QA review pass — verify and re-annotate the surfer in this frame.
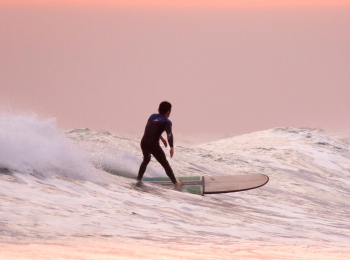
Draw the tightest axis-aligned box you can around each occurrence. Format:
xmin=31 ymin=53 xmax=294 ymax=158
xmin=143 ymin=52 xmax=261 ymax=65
xmin=137 ymin=101 xmax=183 ymax=188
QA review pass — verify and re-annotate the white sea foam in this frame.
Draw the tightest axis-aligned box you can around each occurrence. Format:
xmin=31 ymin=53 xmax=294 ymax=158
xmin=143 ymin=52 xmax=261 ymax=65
xmin=0 ymin=114 xmax=103 ymax=183
xmin=65 ymin=128 xmax=165 ymax=178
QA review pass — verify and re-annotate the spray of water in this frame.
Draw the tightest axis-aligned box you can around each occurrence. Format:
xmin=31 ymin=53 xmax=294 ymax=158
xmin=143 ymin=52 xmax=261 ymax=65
xmin=0 ymin=114 xmax=104 ymax=182
xmin=0 ymin=113 xmax=162 ymax=182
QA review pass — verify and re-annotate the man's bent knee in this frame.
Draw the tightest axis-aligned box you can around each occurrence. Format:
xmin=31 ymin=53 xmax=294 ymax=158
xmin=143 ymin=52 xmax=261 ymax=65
xmin=143 ymin=154 xmax=151 ymax=164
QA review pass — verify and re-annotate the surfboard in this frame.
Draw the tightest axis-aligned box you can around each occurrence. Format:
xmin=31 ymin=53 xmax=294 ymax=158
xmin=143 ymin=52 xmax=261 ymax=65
xmin=143 ymin=174 xmax=269 ymax=195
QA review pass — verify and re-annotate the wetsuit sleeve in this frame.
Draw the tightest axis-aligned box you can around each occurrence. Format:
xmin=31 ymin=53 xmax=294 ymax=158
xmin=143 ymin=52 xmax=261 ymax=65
xmin=165 ymin=121 xmax=174 ymax=147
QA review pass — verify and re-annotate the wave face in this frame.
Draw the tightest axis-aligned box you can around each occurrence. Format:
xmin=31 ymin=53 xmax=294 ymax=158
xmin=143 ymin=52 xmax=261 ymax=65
xmin=1 ymin=115 xmax=350 ymax=251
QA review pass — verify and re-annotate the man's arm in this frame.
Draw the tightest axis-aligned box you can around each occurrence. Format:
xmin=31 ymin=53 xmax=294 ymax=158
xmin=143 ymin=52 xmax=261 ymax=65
xmin=164 ymin=122 xmax=174 ymax=158
xmin=160 ymin=136 xmax=167 ymax=147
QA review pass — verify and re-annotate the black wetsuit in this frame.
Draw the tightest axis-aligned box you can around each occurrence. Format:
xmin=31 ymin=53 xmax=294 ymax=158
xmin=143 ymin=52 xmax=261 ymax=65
xmin=137 ymin=113 xmax=177 ymax=184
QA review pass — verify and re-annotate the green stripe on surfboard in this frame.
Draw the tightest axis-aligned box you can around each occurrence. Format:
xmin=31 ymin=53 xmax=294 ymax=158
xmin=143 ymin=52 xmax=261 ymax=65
xmin=182 ymin=185 xmax=202 ymax=195
xmin=144 ymin=176 xmax=203 ymax=195
xmin=143 ymin=176 xmax=202 ymax=182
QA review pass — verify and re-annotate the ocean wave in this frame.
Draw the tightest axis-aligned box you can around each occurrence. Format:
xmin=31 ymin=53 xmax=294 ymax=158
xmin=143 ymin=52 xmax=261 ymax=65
xmin=1 ymin=114 xmax=350 ymax=250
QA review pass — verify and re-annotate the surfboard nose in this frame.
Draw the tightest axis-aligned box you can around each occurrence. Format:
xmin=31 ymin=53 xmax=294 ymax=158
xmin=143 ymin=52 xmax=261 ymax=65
xmin=203 ymin=174 xmax=269 ymax=194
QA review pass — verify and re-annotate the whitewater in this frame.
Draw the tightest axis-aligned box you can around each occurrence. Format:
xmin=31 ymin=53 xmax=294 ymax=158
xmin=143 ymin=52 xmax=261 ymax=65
xmin=1 ymin=114 xmax=350 ymax=259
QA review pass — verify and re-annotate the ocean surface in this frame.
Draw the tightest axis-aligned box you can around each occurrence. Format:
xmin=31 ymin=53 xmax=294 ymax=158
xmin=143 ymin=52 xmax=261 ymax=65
xmin=1 ymin=114 xmax=350 ymax=259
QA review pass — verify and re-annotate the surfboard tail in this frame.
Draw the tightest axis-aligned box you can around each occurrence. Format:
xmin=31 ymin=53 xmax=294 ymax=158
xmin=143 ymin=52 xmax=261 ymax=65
xmin=144 ymin=176 xmax=204 ymax=195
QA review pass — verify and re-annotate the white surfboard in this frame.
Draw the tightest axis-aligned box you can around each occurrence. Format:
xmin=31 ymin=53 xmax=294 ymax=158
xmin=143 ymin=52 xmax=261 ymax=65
xmin=144 ymin=174 xmax=269 ymax=195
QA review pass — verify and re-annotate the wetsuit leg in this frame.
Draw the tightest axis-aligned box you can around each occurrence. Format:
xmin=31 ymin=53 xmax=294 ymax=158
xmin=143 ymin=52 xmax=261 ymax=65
xmin=150 ymin=144 xmax=177 ymax=184
xmin=137 ymin=146 xmax=151 ymax=180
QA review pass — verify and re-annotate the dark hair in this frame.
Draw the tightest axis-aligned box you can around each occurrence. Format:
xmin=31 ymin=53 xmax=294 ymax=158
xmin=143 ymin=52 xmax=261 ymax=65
xmin=158 ymin=101 xmax=172 ymax=114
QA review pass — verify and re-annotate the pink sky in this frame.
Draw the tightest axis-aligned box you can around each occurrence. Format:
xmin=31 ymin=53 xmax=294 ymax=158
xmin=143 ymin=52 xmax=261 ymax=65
xmin=1 ymin=2 xmax=350 ymax=136
xmin=2 ymin=0 xmax=350 ymax=8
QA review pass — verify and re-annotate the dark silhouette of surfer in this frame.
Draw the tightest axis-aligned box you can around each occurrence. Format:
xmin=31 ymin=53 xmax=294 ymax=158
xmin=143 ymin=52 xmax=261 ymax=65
xmin=137 ymin=101 xmax=183 ymax=188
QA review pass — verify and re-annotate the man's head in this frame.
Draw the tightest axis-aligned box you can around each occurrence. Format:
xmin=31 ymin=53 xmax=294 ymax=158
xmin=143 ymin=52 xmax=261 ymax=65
xmin=158 ymin=101 xmax=172 ymax=117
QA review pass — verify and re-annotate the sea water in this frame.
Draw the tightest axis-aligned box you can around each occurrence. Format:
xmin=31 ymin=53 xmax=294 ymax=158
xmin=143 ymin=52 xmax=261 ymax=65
xmin=0 ymin=114 xmax=350 ymax=258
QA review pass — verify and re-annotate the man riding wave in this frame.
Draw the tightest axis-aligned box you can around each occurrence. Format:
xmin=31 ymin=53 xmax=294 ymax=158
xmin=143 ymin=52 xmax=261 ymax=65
xmin=137 ymin=101 xmax=183 ymax=188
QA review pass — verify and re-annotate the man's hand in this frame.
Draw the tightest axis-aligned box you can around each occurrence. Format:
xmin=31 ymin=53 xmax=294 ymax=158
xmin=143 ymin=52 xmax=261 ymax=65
xmin=160 ymin=136 xmax=167 ymax=147
xmin=170 ymin=147 xmax=174 ymax=158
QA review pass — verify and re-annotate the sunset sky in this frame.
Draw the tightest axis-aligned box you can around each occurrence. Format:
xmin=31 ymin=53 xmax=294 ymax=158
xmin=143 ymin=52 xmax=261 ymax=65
xmin=2 ymin=0 xmax=350 ymax=8
xmin=1 ymin=0 xmax=350 ymax=137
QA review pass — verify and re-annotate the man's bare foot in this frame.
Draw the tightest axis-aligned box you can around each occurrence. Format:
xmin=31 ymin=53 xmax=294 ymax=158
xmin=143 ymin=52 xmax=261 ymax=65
xmin=174 ymin=180 xmax=183 ymax=188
